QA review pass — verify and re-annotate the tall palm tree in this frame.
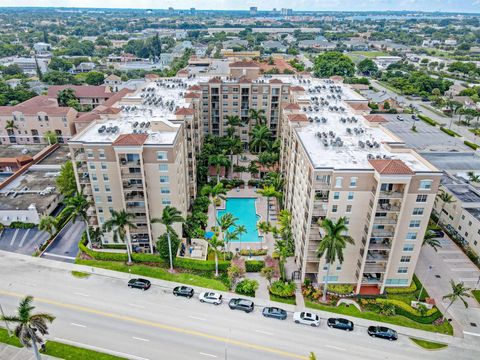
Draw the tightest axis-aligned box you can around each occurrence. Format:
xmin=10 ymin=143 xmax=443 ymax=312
xmin=317 ymin=217 xmax=354 ymax=302
xmin=258 ymin=185 xmax=281 ymax=224
xmin=63 ymin=192 xmax=93 ymax=245
xmin=250 ymin=125 xmax=271 ymax=153
xmin=235 ymin=224 xmax=247 ymax=246
xmin=0 ymin=296 xmax=55 ymax=360
xmin=435 ymin=190 xmax=455 ymax=225
xmin=248 ymin=109 xmax=267 ymax=126
xmin=208 ymin=153 xmax=230 ymax=183
xmin=201 ymin=183 xmax=227 ymax=228
xmin=208 ymin=233 xmax=224 ymax=277
xmin=5 ymin=119 xmax=18 ymax=135
xmin=265 ymin=172 xmax=284 ymax=192
xmin=228 ymin=136 xmax=243 ymax=175
xmin=442 ymin=280 xmax=472 ymax=320
xmin=102 ymin=210 xmax=137 ymax=264
xmin=217 ymin=212 xmax=238 ymax=256
xmin=422 ymin=230 xmax=442 ymax=252
xmin=225 ymin=115 xmax=241 ymax=136
xmin=151 ymin=206 xmax=184 ymax=272
xmin=257 ymin=221 xmax=271 ymax=248
xmin=274 ymin=238 xmax=289 ymax=281
xmin=38 ymin=215 xmax=57 ymax=238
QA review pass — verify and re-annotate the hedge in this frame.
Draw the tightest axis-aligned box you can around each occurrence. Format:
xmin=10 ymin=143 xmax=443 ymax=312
xmin=440 ymin=127 xmax=460 ymax=137
xmin=376 ymin=299 xmax=442 ymax=324
xmin=418 ymin=114 xmax=438 ymax=126
xmin=9 ymin=222 xmax=36 ymax=229
xmin=385 ymin=280 xmax=417 ymax=294
xmin=464 ymin=140 xmax=480 ymax=150
xmin=245 ymin=260 xmax=264 ymax=272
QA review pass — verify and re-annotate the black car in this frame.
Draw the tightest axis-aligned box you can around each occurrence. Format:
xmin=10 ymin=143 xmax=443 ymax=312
xmin=327 ymin=318 xmax=354 ymax=331
xmin=173 ymin=286 xmax=194 ymax=298
xmin=430 ymin=229 xmax=444 ymax=238
xmin=228 ymin=298 xmax=254 ymax=313
xmin=262 ymin=307 xmax=287 ymax=320
xmin=128 ymin=278 xmax=151 ymax=290
xmin=368 ymin=326 xmax=398 ymax=341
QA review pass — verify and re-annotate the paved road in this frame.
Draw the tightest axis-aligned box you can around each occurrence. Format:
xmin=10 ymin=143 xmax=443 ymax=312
xmin=0 ymin=227 xmax=49 ymax=255
xmin=0 ymin=254 xmax=478 ymax=360
xmin=41 ymin=218 xmax=84 ymax=263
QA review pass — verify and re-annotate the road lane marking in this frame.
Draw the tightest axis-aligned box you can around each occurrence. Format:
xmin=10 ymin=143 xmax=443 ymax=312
xmin=18 ymin=229 xmax=30 ymax=247
xmin=70 ymin=323 xmax=86 ymax=328
xmin=42 ymin=253 xmax=76 ymax=260
xmin=9 ymin=229 xmax=19 ymax=246
xmin=199 ymin=352 xmax=217 ymax=358
xmin=132 ymin=336 xmax=150 ymax=342
xmin=0 ymin=289 xmax=308 ymax=360
xmin=54 ymin=337 xmax=149 ymax=360
xmin=73 ymin=292 xmax=90 ymax=297
xmin=188 ymin=315 xmax=206 ymax=321
xmin=463 ymin=331 xmax=480 ymax=337
xmin=255 ymin=329 xmax=274 ymax=335
xmin=129 ymin=303 xmax=146 ymax=309
xmin=325 ymin=345 xmax=346 ymax=351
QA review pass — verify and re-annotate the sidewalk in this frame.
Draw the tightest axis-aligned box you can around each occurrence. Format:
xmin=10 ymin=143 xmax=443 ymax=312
xmin=0 ymin=343 xmax=58 ymax=360
xmin=0 ymin=250 xmax=475 ymax=350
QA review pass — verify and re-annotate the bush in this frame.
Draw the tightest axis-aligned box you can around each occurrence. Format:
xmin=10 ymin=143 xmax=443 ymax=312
xmin=376 ymin=298 xmax=441 ymax=323
xmin=245 ymin=260 xmax=264 ymax=272
xmin=328 ymin=284 xmax=355 ymax=295
xmin=464 ymin=140 xmax=480 ymax=150
xmin=9 ymin=221 xmax=35 ymax=229
xmin=235 ymin=279 xmax=259 ymax=297
xmin=385 ymin=281 xmax=417 ymax=294
xmin=239 ymin=248 xmax=267 ymax=256
xmin=440 ymin=127 xmax=460 ymax=137
xmin=269 ymin=280 xmax=296 ymax=298
xmin=156 ymin=233 xmax=180 ymax=261
xmin=418 ymin=114 xmax=438 ymax=126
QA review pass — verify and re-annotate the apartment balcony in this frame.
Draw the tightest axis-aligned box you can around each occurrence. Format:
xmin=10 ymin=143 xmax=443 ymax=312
xmin=121 ymin=172 xmax=143 ymax=179
xmin=362 ymin=274 xmax=384 ymax=284
xmin=366 ymin=252 xmax=389 ymax=262
xmin=364 ymin=263 xmax=387 ymax=273
xmin=312 ymin=204 xmax=327 ymax=217
xmin=126 ymin=206 xmax=146 ymax=212
xmin=306 ymin=262 xmax=319 ymax=273
xmin=122 ymin=182 xmax=143 ymax=190
xmin=373 ymin=217 xmax=398 ymax=225
xmin=78 ymin=176 xmax=90 ymax=185
xmin=306 ymin=256 xmax=320 ymax=262
xmin=368 ymin=241 xmax=392 ymax=251
xmin=75 ymin=153 xmax=86 ymax=161
xmin=379 ymin=191 xmax=404 ymax=199
xmin=377 ymin=203 xmax=401 ymax=212
xmin=314 ymin=182 xmax=331 ymax=190
xmin=130 ymin=226 xmax=149 ymax=233
xmin=371 ymin=230 xmax=395 ymax=238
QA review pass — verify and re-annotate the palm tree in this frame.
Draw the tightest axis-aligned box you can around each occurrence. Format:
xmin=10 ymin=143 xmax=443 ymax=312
xmin=201 ymin=183 xmax=227 ymax=227
xmin=265 ymin=172 xmax=284 ymax=192
xmin=247 ymin=161 xmax=259 ymax=179
xmin=248 ymin=109 xmax=267 ymax=126
xmin=317 ymin=217 xmax=354 ymax=302
xmin=235 ymin=224 xmax=247 ymax=246
xmin=208 ymin=153 xmax=230 ymax=183
xmin=208 ymin=233 xmax=224 ymax=277
xmin=89 ymin=226 xmax=103 ymax=246
xmin=0 ymin=296 xmax=55 ymax=360
xmin=274 ymin=238 xmax=289 ymax=281
xmin=250 ymin=125 xmax=271 ymax=153
xmin=43 ymin=130 xmax=58 ymax=145
xmin=258 ymin=185 xmax=281 ymax=224
xmin=228 ymin=136 xmax=243 ymax=175
xmin=5 ymin=119 xmax=18 ymax=135
xmin=63 ymin=192 xmax=93 ymax=245
xmin=102 ymin=210 xmax=137 ymax=264
xmin=309 ymin=352 xmax=317 ymax=360
xmin=151 ymin=206 xmax=184 ymax=272
xmin=225 ymin=115 xmax=241 ymax=136
xmin=57 ymin=88 xmax=77 ymax=107
xmin=422 ymin=230 xmax=442 ymax=252
xmin=257 ymin=220 xmax=271 ymax=248
xmin=435 ymin=190 xmax=455 ymax=225
xmin=467 ymin=171 xmax=480 ymax=183
xmin=442 ymin=280 xmax=472 ymax=320
xmin=217 ymin=212 xmax=238 ymax=256
xmin=38 ymin=215 xmax=57 ymax=238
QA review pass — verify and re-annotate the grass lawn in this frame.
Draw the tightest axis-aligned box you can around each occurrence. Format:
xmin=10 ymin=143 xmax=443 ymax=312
xmin=76 ymin=259 xmax=228 ymax=291
xmin=376 ymin=81 xmax=403 ymax=95
xmin=305 ymin=302 xmax=453 ymax=335
xmin=0 ymin=328 xmax=22 ymax=347
xmin=473 ymin=290 xmax=480 ymax=305
xmin=350 ymin=51 xmax=389 ymax=58
xmin=410 ymin=338 xmax=448 ymax=350
xmin=71 ymin=271 xmax=90 ymax=279
xmin=269 ymin=294 xmax=296 ymax=305
xmin=42 ymin=341 xmax=127 ymax=360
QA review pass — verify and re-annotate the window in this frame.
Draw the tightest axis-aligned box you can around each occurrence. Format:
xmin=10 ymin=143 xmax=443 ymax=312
xmin=400 ymin=256 xmax=411 ymax=263
xmin=157 ymin=151 xmax=168 ymax=161
xmin=95 ymin=196 xmax=101 ymax=203
xmin=336 ymin=264 xmax=342 ymax=271
xmin=397 ymin=267 xmax=408 ymax=274
xmin=409 ymin=220 xmax=421 ymax=228
xmin=160 ymin=176 xmax=169 ymax=183
xmin=347 ymin=192 xmax=354 ymax=200
xmin=332 ymin=205 xmax=338 ymax=213
xmin=91 ymin=174 xmax=97 ymax=181
xmin=322 ymin=276 xmax=338 ymax=282
xmin=412 ymin=207 xmax=424 ymax=216
xmin=162 ymin=198 xmax=171 ymax=205
xmin=335 ymin=177 xmax=343 ymax=188
xmin=87 ymin=150 xmax=94 ymax=159
xmin=101 ymin=163 xmax=107 ymax=170
xmin=105 ymin=185 xmax=111 ymax=192
xmin=98 ymin=207 xmax=103 ymax=213
xmin=93 ymin=185 xmax=99 ymax=192
xmin=419 ymin=180 xmax=432 ymax=190
xmin=161 ymin=187 xmax=170 ymax=194
xmin=98 ymin=150 xmax=105 ymax=159
xmin=346 ymin=205 xmax=352 ymax=213
xmin=333 ymin=192 xmax=340 ymax=200
xmin=349 ymin=177 xmax=357 ymax=188
xmin=159 ymin=164 xmax=168 ymax=172
xmin=107 ymin=196 xmax=112 ymax=203
xmin=344 ymin=217 xmax=350 ymax=225
xmin=385 ymin=279 xmax=409 ymax=285
xmin=403 ymin=244 xmax=414 ymax=252
xmin=406 ymin=232 xmax=417 ymax=240
xmin=416 ymin=194 xmax=427 ymax=203
xmin=103 ymin=174 xmax=109 ymax=182
xmin=89 ymin=163 xmax=95 ymax=170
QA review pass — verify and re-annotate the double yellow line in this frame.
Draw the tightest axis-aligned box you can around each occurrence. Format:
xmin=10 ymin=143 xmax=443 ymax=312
xmin=0 ymin=290 xmax=308 ymax=359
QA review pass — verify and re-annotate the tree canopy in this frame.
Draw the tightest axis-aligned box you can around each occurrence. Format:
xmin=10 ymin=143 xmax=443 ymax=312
xmin=313 ymin=52 xmax=355 ymax=78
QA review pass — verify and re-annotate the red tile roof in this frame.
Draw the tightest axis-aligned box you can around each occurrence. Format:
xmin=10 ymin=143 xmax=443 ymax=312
xmin=346 ymin=101 xmax=371 ymax=111
xmin=47 ymin=85 xmax=112 ymax=99
xmin=364 ymin=114 xmax=387 ymax=123
xmin=145 ymin=73 xmax=160 ymax=80
xmin=208 ymin=77 xmax=222 ymax=84
xmin=229 ymin=61 xmax=260 ymax=68
xmin=175 ymin=107 xmax=195 ymax=116
xmin=330 ymin=75 xmax=344 ymax=82
xmin=0 ymin=95 xmax=72 ymax=116
xmin=184 ymin=92 xmax=201 ymax=99
xmin=188 ymin=85 xmax=202 ymax=91
xmin=290 ymin=86 xmax=305 ymax=92
xmin=288 ymin=114 xmax=308 ymax=122
xmin=75 ymin=112 xmax=101 ymax=123
xmin=368 ymin=159 xmax=414 ymax=175
xmin=113 ymin=134 xmax=148 ymax=146
xmin=283 ymin=103 xmax=301 ymax=110
xmin=102 ymin=88 xmax=134 ymax=108
xmin=269 ymin=79 xmax=283 ymax=84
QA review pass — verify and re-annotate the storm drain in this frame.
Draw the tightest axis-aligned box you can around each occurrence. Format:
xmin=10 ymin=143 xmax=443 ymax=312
xmin=470 ymin=323 xmax=477 ymax=327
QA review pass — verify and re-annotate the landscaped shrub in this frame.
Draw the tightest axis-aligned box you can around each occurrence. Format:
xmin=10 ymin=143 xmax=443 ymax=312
xmin=418 ymin=114 xmax=438 ymax=126
xmin=327 ymin=284 xmax=355 ymax=295
xmin=235 ymin=279 xmax=259 ymax=297
xmin=9 ymin=221 xmax=35 ymax=229
xmin=464 ymin=140 xmax=480 ymax=150
xmin=269 ymin=280 xmax=296 ymax=298
xmin=385 ymin=280 xmax=417 ymax=294
xmin=302 ymin=284 xmax=322 ymax=301
xmin=376 ymin=298 xmax=442 ymax=323
xmin=440 ymin=127 xmax=460 ymax=137
xmin=245 ymin=260 xmax=264 ymax=272
xmin=239 ymin=248 xmax=267 ymax=256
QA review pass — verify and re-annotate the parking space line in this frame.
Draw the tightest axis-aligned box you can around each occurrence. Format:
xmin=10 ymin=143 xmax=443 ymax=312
xmin=132 ymin=336 xmax=150 ymax=342
xmin=199 ymin=352 xmax=217 ymax=358
xmin=70 ymin=323 xmax=86 ymax=328
xmin=325 ymin=345 xmax=346 ymax=351
xmin=42 ymin=253 xmax=76 ymax=260
xmin=9 ymin=229 xmax=19 ymax=246
xmin=18 ymin=229 xmax=30 ymax=247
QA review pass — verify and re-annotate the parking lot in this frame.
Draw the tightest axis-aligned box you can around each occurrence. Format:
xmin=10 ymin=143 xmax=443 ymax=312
xmin=40 ymin=218 xmax=84 ymax=263
xmin=0 ymin=227 xmax=49 ymax=255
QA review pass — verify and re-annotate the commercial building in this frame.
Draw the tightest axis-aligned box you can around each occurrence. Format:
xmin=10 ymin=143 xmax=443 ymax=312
xmin=47 ymin=85 xmax=113 ymax=109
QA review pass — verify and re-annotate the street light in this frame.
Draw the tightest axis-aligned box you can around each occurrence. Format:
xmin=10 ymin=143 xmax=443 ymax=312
xmin=418 ymin=265 xmax=433 ymax=302
xmin=0 ymin=304 xmax=12 ymax=337
xmin=475 ymin=275 xmax=480 ymax=291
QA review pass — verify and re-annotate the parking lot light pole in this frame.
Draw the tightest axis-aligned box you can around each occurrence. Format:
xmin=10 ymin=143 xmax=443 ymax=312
xmin=475 ymin=275 xmax=480 ymax=290
xmin=0 ymin=304 xmax=12 ymax=336
xmin=418 ymin=265 xmax=433 ymax=302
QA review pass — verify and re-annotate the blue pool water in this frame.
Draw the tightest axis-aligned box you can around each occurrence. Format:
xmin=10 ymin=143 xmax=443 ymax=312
xmin=217 ymin=198 xmax=262 ymax=243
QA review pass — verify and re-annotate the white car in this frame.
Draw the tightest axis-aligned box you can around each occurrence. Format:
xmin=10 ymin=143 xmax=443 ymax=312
xmin=293 ymin=311 xmax=320 ymax=327
xmin=199 ymin=291 xmax=223 ymax=305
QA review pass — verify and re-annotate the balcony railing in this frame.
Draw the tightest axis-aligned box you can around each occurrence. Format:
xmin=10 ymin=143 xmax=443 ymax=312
xmin=377 ymin=204 xmax=401 ymax=212
xmin=378 ymin=191 xmax=404 ymax=199
xmin=373 ymin=217 xmax=398 ymax=225
xmin=368 ymin=242 xmax=392 ymax=250
xmin=121 ymin=172 xmax=143 ymax=179
xmin=371 ymin=230 xmax=395 ymax=237
xmin=364 ymin=263 xmax=387 ymax=273
xmin=366 ymin=253 xmax=389 ymax=262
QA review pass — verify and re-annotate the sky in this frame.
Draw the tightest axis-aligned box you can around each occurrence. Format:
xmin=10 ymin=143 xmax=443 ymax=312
xmin=0 ymin=0 xmax=479 ymax=13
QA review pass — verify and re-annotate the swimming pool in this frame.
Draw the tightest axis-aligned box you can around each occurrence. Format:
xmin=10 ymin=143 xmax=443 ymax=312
xmin=217 ymin=198 xmax=262 ymax=243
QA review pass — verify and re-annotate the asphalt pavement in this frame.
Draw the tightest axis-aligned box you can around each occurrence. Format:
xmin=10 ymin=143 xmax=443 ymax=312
xmin=40 ymin=218 xmax=84 ymax=263
xmin=0 ymin=227 xmax=49 ymax=255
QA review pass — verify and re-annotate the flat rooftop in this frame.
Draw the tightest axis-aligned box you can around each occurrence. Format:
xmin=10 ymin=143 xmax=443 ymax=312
xmin=37 ymin=145 xmax=70 ymax=166
xmin=465 ymin=208 xmax=480 ymax=221
xmin=420 ymin=152 xmax=480 ymax=172
xmin=441 ymin=175 xmax=480 ymax=203
xmin=0 ymin=145 xmax=44 ymax=159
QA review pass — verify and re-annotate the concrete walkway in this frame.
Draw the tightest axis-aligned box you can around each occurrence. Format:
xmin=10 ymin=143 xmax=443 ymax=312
xmin=0 ymin=343 xmax=58 ymax=360
xmin=246 ymin=272 xmax=270 ymax=301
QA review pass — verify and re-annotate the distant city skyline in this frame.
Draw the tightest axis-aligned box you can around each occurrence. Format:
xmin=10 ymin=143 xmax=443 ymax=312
xmin=2 ymin=0 xmax=480 ymax=13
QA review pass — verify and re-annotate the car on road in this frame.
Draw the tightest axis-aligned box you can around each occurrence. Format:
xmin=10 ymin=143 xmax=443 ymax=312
xmin=430 ymin=229 xmax=444 ymax=238
xmin=173 ymin=286 xmax=194 ymax=298
xmin=199 ymin=292 xmax=222 ymax=305
xmin=412 ymin=115 xmax=419 ymax=120
xmin=327 ymin=318 xmax=354 ymax=331
xmin=396 ymin=115 xmax=404 ymax=121
xmin=367 ymin=326 xmax=398 ymax=341
xmin=293 ymin=311 xmax=320 ymax=327
xmin=262 ymin=307 xmax=287 ymax=320
xmin=128 ymin=278 xmax=151 ymax=291
xmin=228 ymin=298 xmax=254 ymax=313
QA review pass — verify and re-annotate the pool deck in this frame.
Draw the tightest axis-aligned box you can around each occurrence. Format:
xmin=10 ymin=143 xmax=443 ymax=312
xmin=207 ymin=186 xmax=277 ymax=253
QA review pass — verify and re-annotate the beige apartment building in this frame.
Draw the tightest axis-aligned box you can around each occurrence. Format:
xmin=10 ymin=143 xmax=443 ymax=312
xmin=279 ymin=75 xmax=441 ymax=294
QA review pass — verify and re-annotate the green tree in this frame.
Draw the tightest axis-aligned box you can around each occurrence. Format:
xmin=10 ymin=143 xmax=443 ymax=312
xmin=208 ymin=153 xmax=230 ymax=183
xmin=56 ymin=160 xmax=77 ymax=197
xmin=357 ymin=58 xmax=378 ymax=76
xmin=435 ymin=190 xmax=455 ymax=225
xmin=43 ymin=130 xmax=58 ymax=145
xmin=261 ymin=266 xmax=275 ymax=285
xmin=422 ymin=230 xmax=442 ymax=252
xmin=217 ymin=212 xmax=238 ymax=255
xmin=467 ymin=171 xmax=480 ymax=183
xmin=63 ymin=192 xmax=93 ymax=245
xmin=250 ymin=124 xmax=272 ymax=153
xmin=48 ymin=57 xmax=73 ymax=72
xmin=314 ymin=52 xmax=355 ymax=78
xmin=85 ymin=71 xmax=105 ymax=86
xmin=258 ymin=185 xmax=281 ymax=224
xmin=278 ymin=209 xmax=294 ymax=255
xmin=208 ymin=233 xmax=224 ymax=277
xmin=57 ymin=88 xmax=77 ymax=107
xmin=248 ymin=109 xmax=267 ymax=126
xmin=274 ymin=238 xmax=289 ymax=281
xmin=152 ymin=206 xmax=184 ymax=271
xmin=38 ymin=215 xmax=57 ymax=238
xmin=102 ymin=210 xmax=137 ymax=264
xmin=4 ymin=119 xmax=18 ymax=135
xmin=201 ymin=183 xmax=227 ymax=228
xmin=442 ymin=280 xmax=472 ymax=320
xmin=317 ymin=217 xmax=354 ymax=302
xmin=42 ymin=70 xmax=76 ymax=85
xmin=309 ymin=352 xmax=317 ymax=360
xmin=0 ymin=296 xmax=55 ymax=360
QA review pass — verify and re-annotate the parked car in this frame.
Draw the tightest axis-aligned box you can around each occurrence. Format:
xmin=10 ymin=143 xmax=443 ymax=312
xmin=228 ymin=298 xmax=254 ymax=313
xmin=430 ymin=229 xmax=444 ymax=238
xmin=412 ymin=115 xmax=419 ymax=120
xmin=293 ymin=311 xmax=320 ymax=327
xmin=368 ymin=326 xmax=398 ymax=341
xmin=396 ymin=115 xmax=404 ymax=121
xmin=173 ymin=286 xmax=194 ymax=298
xmin=199 ymin=292 xmax=222 ymax=305
xmin=327 ymin=318 xmax=354 ymax=331
xmin=262 ymin=307 xmax=287 ymax=320
xmin=127 ymin=278 xmax=151 ymax=291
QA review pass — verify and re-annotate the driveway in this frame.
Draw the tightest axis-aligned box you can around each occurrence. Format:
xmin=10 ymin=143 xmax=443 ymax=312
xmin=41 ymin=218 xmax=85 ymax=263
xmin=0 ymin=227 xmax=49 ymax=255
xmin=417 ymin=233 xmax=480 ymax=339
